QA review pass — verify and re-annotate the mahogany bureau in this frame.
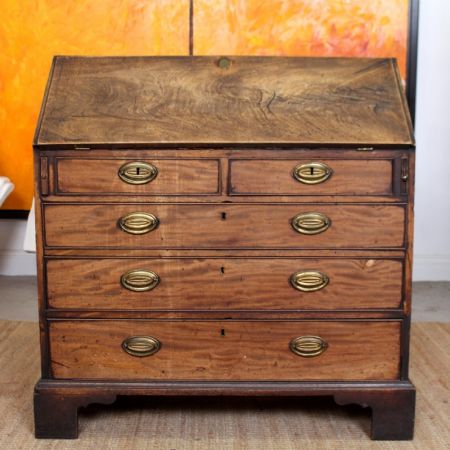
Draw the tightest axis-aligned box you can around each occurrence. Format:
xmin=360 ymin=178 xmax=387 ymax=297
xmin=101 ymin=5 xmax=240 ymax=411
xmin=33 ymin=56 xmax=415 ymax=440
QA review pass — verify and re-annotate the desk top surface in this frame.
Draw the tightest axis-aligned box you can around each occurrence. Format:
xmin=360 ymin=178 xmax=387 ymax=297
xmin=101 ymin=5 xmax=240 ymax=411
xmin=35 ymin=56 xmax=414 ymax=148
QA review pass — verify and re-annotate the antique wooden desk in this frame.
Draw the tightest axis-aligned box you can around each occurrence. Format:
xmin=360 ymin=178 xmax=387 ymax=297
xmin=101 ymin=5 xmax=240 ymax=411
xmin=33 ymin=56 xmax=415 ymax=440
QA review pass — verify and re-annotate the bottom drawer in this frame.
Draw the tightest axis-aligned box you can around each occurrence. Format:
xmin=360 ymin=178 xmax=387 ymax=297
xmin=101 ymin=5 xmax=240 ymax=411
xmin=49 ymin=320 xmax=401 ymax=381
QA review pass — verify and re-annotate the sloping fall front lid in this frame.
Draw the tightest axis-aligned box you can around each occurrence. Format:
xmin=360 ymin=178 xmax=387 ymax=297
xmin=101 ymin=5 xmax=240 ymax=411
xmin=34 ymin=56 xmax=414 ymax=148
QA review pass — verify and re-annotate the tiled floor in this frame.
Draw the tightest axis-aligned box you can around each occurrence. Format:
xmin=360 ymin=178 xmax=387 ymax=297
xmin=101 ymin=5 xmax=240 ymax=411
xmin=0 ymin=276 xmax=449 ymax=322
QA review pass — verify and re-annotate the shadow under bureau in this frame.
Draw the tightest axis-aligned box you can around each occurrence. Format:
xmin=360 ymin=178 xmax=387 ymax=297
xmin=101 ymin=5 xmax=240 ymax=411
xmin=33 ymin=56 xmax=415 ymax=440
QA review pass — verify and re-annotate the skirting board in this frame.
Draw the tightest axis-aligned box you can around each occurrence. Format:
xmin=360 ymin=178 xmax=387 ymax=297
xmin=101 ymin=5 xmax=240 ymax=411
xmin=0 ymin=249 xmax=37 ymax=276
xmin=412 ymin=255 xmax=450 ymax=282
xmin=0 ymin=249 xmax=449 ymax=280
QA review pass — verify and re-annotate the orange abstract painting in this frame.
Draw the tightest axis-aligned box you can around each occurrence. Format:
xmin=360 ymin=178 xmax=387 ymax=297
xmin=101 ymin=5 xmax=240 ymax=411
xmin=194 ymin=0 xmax=408 ymax=78
xmin=0 ymin=0 xmax=410 ymax=210
xmin=0 ymin=0 xmax=189 ymax=210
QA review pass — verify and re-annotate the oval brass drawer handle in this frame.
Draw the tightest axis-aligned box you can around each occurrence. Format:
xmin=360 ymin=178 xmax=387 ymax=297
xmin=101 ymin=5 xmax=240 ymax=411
xmin=120 ymin=269 xmax=160 ymax=292
xmin=289 ymin=336 xmax=328 ymax=357
xmin=122 ymin=336 xmax=161 ymax=357
xmin=118 ymin=161 xmax=158 ymax=185
xmin=118 ymin=212 xmax=159 ymax=235
xmin=293 ymin=162 xmax=332 ymax=184
xmin=291 ymin=212 xmax=331 ymax=235
xmin=290 ymin=271 xmax=329 ymax=292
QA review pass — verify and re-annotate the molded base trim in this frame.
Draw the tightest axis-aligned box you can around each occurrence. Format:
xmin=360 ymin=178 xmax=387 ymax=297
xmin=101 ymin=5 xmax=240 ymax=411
xmin=34 ymin=379 xmax=415 ymax=440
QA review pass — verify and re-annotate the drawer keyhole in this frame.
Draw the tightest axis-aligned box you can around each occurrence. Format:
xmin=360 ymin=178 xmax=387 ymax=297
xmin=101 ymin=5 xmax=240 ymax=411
xmin=221 ymin=212 xmax=227 ymax=220
xmin=220 ymin=266 xmax=225 ymax=274
xmin=221 ymin=328 xmax=226 ymax=336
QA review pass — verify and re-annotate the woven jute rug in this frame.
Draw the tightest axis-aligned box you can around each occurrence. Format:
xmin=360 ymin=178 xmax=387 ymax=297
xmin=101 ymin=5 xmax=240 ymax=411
xmin=0 ymin=320 xmax=448 ymax=449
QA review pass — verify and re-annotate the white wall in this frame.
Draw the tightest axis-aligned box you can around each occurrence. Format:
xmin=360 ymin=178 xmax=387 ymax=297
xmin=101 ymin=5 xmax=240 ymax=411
xmin=0 ymin=219 xmax=36 ymax=275
xmin=413 ymin=0 xmax=450 ymax=280
xmin=1 ymin=0 xmax=450 ymax=279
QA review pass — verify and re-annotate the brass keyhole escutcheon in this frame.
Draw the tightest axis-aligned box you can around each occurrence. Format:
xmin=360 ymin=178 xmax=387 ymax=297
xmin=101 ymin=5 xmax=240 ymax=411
xmin=118 ymin=161 xmax=158 ymax=185
xmin=293 ymin=162 xmax=332 ymax=184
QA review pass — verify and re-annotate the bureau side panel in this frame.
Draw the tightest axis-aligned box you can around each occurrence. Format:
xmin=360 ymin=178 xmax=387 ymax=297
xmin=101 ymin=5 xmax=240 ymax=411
xmin=33 ymin=151 xmax=50 ymax=377
xmin=401 ymin=150 xmax=415 ymax=379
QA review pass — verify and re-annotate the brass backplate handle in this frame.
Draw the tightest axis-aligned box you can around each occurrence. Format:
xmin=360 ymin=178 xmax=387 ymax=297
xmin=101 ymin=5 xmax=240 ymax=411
xmin=289 ymin=336 xmax=328 ymax=357
xmin=293 ymin=162 xmax=332 ymax=184
xmin=291 ymin=212 xmax=331 ymax=235
xmin=122 ymin=336 xmax=161 ymax=357
xmin=118 ymin=212 xmax=159 ymax=235
xmin=290 ymin=271 xmax=329 ymax=292
xmin=120 ymin=269 xmax=160 ymax=292
xmin=118 ymin=161 xmax=158 ymax=185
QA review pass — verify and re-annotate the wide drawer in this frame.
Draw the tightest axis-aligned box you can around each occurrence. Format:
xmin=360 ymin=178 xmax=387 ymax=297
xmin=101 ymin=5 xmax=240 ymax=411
xmin=46 ymin=258 xmax=403 ymax=310
xmin=49 ymin=320 xmax=401 ymax=380
xmin=43 ymin=204 xmax=405 ymax=249
xmin=55 ymin=158 xmax=220 ymax=195
xmin=230 ymin=159 xmax=394 ymax=196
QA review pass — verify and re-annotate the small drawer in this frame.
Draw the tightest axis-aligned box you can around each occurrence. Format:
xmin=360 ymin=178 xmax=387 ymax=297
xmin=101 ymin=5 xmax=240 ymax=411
xmin=49 ymin=320 xmax=401 ymax=381
xmin=46 ymin=258 xmax=403 ymax=310
xmin=230 ymin=159 xmax=394 ymax=196
xmin=55 ymin=158 xmax=220 ymax=195
xmin=44 ymin=204 xmax=405 ymax=249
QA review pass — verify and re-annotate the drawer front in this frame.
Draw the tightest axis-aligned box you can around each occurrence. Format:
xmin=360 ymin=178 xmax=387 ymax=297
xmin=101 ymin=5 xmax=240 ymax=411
xmin=56 ymin=158 xmax=220 ymax=195
xmin=47 ymin=258 xmax=403 ymax=310
xmin=49 ymin=320 xmax=401 ymax=381
xmin=230 ymin=159 xmax=393 ymax=196
xmin=44 ymin=204 xmax=405 ymax=249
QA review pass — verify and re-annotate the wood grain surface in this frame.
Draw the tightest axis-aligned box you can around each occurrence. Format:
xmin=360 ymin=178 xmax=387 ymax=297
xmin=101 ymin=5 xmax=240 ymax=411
xmin=56 ymin=158 xmax=220 ymax=195
xmin=46 ymin=258 xmax=403 ymax=310
xmin=32 ymin=55 xmax=415 ymax=440
xmin=230 ymin=159 xmax=393 ymax=195
xmin=49 ymin=320 xmax=401 ymax=381
xmin=43 ymin=203 xmax=405 ymax=249
xmin=35 ymin=56 xmax=413 ymax=147
xmin=40 ymin=149 xmax=410 ymax=204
